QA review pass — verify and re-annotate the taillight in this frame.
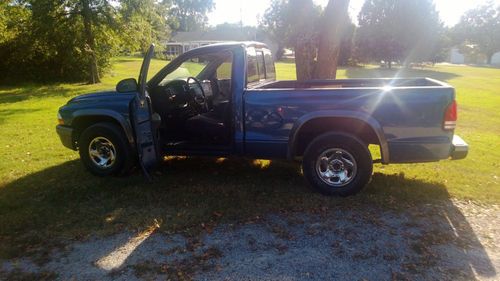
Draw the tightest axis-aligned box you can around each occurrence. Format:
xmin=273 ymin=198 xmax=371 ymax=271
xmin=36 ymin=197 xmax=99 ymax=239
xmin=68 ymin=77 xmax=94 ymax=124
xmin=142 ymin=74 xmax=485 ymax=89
xmin=443 ymin=100 xmax=457 ymax=130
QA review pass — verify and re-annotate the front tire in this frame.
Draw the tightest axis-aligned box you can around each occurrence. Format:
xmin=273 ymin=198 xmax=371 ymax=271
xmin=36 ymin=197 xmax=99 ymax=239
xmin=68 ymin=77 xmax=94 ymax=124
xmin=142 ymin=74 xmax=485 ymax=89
xmin=303 ymin=133 xmax=373 ymax=196
xmin=78 ymin=122 xmax=133 ymax=176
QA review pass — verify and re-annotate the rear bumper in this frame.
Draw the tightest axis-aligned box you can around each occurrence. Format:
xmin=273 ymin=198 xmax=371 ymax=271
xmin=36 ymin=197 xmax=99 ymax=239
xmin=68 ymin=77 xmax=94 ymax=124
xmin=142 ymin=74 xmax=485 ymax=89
xmin=450 ymin=135 xmax=468 ymax=160
xmin=387 ymin=134 xmax=468 ymax=163
xmin=56 ymin=125 xmax=76 ymax=150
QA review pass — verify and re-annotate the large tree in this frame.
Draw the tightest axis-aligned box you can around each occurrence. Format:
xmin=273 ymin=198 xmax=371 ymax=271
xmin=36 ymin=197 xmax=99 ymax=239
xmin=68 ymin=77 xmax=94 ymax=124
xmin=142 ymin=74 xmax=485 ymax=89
xmin=0 ymin=0 xmax=172 ymax=83
xmin=259 ymin=0 xmax=355 ymax=66
xmin=168 ymin=0 xmax=215 ymax=32
xmin=314 ymin=0 xmax=350 ymax=79
xmin=288 ymin=0 xmax=351 ymax=80
xmin=6 ymin=0 xmax=120 ymax=83
xmin=287 ymin=0 xmax=318 ymax=81
xmin=337 ymin=21 xmax=356 ymax=66
xmin=455 ymin=3 xmax=500 ymax=65
xmin=355 ymin=0 xmax=443 ymax=68
xmin=80 ymin=0 xmax=109 ymax=83
xmin=119 ymin=0 xmax=171 ymax=54
xmin=259 ymin=0 xmax=290 ymax=60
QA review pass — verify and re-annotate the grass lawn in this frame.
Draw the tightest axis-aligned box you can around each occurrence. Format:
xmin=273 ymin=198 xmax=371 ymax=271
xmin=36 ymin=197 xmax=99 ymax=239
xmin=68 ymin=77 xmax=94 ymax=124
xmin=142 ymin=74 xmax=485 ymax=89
xmin=0 ymin=57 xmax=499 ymax=260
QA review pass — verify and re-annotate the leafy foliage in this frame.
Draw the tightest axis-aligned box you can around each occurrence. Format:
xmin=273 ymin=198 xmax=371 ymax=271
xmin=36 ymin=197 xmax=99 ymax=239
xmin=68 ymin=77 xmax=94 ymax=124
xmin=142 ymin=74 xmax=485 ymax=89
xmin=259 ymin=0 xmax=290 ymax=60
xmin=259 ymin=0 xmax=357 ymax=80
xmin=355 ymin=0 xmax=445 ymax=67
xmin=454 ymin=3 xmax=500 ymax=64
xmin=119 ymin=0 xmax=171 ymax=55
xmin=286 ymin=0 xmax=352 ymax=80
xmin=0 ymin=0 xmax=120 ymax=83
xmin=337 ymin=22 xmax=356 ymax=66
xmin=0 ymin=0 xmax=191 ymax=83
xmin=167 ymin=0 xmax=215 ymax=32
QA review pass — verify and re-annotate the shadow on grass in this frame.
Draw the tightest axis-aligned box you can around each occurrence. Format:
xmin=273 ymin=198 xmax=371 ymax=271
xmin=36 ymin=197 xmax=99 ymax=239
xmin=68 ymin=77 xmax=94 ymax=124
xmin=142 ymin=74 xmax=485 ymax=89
xmin=112 ymin=57 xmax=169 ymax=64
xmin=0 ymin=157 xmax=496 ymax=279
xmin=467 ymin=64 xmax=500 ymax=69
xmin=0 ymin=84 xmax=74 ymax=105
xmin=111 ymin=58 xmax=143 ymax=64
xmin=0 ymin=108 xmax=42 ymax=124
xmin=345 ymin=66 xmax=460 ymax=82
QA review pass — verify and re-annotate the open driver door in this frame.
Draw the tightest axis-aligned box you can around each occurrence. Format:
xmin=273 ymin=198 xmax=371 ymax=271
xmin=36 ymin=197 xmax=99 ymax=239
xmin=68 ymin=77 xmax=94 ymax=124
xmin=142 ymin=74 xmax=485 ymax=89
xmin=131 ymin=44 xmax=160 ymax=179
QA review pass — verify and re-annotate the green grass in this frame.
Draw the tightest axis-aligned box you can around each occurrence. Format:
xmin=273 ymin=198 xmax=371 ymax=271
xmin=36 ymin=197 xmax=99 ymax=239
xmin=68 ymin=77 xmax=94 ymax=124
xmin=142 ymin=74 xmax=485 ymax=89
xmin=0 ymin=57 xmax=499 ymax=260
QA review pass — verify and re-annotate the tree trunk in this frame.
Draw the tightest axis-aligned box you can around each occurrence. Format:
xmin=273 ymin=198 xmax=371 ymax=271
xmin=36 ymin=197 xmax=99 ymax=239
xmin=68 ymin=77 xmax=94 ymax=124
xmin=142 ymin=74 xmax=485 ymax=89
xmin=295 ymin=34 xmax=316 ymax=81
xmin=82 ymin=0 xmax=100 ymax=84
xmin=314 ymin=0 xmax=350 ymax=79
xmin=289 ymin=0 xmax=317 ymax=81
xmin=275 ymin=44 xmax=285 ymax=61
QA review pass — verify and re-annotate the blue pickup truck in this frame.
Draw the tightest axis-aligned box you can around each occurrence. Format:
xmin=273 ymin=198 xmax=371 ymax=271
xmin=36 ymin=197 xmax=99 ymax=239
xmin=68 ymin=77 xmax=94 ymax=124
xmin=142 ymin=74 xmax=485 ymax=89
xmin=56 ymin=42 xmax=468 ymax=196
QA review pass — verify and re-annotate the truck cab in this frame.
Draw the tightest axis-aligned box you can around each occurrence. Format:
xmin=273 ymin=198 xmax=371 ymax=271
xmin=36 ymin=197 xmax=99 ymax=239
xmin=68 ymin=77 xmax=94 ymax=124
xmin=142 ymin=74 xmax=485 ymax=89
xmin=147 ymin=42 xmax=274 ymax=156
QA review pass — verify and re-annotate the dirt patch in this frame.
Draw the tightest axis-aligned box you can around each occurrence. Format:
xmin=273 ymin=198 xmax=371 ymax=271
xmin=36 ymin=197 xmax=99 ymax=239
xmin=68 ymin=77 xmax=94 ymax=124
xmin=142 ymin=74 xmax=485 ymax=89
xmin=1 ymin=200 xmax=498 ymax=280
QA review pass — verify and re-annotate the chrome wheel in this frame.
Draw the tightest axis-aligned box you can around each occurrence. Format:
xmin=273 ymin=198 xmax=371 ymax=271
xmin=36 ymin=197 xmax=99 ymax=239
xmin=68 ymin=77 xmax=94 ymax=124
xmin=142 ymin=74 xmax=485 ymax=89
xmin=315 ymin=148 xmax=357 ymax=187
xmin=88 ymin=137 xmax=116 ymax=169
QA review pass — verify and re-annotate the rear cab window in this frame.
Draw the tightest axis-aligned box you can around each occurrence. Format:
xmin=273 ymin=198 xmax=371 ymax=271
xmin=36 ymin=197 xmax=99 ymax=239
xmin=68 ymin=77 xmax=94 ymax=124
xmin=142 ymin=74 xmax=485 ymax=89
xmin=263 ymin=49 xmax=276 ymax=80
xmin=246 ymin=46 xmax=276 ymax=87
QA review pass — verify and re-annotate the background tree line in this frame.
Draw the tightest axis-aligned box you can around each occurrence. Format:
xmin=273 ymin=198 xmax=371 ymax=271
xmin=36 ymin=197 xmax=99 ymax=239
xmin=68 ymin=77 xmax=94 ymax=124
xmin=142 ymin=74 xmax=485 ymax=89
xmin=2 ymin=0 xmax=499 ymax=83
xmin=260 ymin=0 xmax=500 ymax=74
xmin=0 ymin=0 xmax=214 ymax=83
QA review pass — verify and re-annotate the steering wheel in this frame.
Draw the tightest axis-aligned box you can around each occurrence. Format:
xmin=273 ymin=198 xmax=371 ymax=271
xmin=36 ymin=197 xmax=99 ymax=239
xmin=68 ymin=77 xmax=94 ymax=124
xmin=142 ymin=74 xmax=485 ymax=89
xmin=186 ymin=76 xmax=208 ymax=112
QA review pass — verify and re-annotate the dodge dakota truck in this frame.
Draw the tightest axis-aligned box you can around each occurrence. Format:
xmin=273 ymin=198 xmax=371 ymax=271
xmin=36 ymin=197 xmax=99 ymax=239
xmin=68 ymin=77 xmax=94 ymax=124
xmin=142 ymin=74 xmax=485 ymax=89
xmin=56 ymin=42 xmax=468 ymax=196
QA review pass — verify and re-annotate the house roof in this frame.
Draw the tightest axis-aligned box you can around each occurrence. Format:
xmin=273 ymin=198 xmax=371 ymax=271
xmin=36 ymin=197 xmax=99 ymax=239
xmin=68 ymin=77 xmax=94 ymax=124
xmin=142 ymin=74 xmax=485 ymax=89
xmin=170 ymin=30 xmax=256 ymax=43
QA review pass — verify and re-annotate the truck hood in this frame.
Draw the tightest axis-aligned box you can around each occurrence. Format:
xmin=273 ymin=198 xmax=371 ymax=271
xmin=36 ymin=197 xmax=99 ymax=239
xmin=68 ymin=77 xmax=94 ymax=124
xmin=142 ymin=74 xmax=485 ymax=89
xmin=68 ymin=91 xmax=136 ymax=104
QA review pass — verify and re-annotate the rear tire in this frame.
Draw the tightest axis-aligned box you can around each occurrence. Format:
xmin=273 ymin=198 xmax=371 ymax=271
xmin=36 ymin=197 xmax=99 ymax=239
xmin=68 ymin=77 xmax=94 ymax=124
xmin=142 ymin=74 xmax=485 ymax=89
xmin=78 ymin=122 xmax=134 ymax=176
xmin=303 ymin=133 xmax=373 ymax=196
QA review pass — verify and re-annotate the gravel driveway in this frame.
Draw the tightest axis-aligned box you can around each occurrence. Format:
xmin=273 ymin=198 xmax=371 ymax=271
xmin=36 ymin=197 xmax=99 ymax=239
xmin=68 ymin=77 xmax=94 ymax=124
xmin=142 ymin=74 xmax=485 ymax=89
xmin=1 ymin=200 xmax=498 ymax=281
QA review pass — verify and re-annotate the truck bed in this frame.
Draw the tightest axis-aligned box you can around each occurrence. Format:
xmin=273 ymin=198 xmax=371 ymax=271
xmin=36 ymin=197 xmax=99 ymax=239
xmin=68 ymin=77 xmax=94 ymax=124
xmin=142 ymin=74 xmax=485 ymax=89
xmin=243 ymin=77 xmax=455 ymax=163
xmin=255 ymin=78 xmax=450 ymax=89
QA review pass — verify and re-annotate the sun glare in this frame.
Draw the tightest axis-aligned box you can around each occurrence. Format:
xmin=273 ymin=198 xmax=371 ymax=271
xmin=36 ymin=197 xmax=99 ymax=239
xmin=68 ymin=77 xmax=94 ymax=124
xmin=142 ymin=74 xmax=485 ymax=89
xmin=95 ymin=226 xmax=158 ymax=271
xmin=209 ymin=0 xmax=500 ymax=27
xmin=252 ymin=159 xmax=271 ymax=169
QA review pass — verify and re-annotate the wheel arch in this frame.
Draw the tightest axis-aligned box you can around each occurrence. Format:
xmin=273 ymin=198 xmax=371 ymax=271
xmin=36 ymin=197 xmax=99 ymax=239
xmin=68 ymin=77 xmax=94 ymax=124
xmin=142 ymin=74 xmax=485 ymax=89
xmin=288 ymin=110 xmax=389 ymax=163
xmin=71 ymin=109 xmax=134 ymax=149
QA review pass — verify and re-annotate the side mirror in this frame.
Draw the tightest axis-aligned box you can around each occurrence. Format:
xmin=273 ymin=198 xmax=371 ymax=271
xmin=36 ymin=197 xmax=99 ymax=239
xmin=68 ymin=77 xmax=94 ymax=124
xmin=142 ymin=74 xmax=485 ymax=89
xmin=116 ymin=78 xmax=138 ymax=93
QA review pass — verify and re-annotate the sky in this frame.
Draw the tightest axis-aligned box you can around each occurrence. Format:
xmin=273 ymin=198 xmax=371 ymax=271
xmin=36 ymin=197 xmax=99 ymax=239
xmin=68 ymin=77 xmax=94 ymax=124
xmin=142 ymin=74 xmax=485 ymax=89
xmin=208 ymin=0 xmax=500 ymax=27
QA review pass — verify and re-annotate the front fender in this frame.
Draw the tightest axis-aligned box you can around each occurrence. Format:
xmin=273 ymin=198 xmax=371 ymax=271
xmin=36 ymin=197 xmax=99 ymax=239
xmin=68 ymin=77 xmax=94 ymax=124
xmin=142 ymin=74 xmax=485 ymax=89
xmin=288 ymin=110 xmax=389 ymax=163
xmin=71 ymin=109 xmax=135 ymax=145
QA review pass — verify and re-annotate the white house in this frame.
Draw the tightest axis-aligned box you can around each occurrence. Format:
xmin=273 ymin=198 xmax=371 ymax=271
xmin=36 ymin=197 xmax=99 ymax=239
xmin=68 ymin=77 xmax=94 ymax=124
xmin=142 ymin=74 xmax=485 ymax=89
xmin=449 ymin=48 xmax=465 ymax=64
xmin=165 ymin=30 xmax=277 ymax=57
xmin=165 ymin=30 xmax=256 ymax=57
xmin=449 ymin=47 xmax=500 ymax=65
xmin=491 ymin=52 xmax=500 ymax=65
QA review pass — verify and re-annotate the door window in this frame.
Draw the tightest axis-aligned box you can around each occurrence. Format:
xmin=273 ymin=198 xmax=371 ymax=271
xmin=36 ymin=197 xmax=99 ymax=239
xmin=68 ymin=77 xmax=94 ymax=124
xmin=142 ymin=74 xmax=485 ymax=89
xmin=216 ymin=55 xmax=233 ymax=79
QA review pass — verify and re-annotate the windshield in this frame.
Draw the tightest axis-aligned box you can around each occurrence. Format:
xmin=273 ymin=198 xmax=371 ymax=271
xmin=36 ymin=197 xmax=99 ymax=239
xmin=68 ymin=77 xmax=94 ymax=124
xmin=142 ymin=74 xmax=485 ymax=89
xmin=158 ymin=51 xmax=232 ymax=86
